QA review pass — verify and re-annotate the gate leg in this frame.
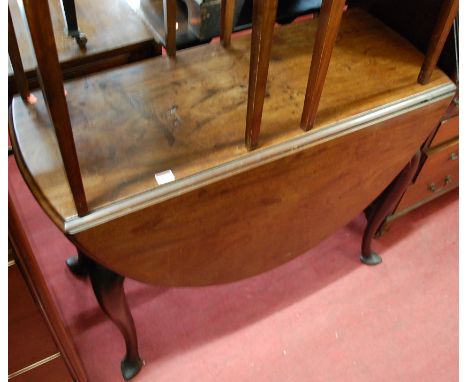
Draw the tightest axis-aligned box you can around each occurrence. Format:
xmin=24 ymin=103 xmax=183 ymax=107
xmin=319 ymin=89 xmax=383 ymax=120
xmin=87 ymin=257 xmax=143 ymax=380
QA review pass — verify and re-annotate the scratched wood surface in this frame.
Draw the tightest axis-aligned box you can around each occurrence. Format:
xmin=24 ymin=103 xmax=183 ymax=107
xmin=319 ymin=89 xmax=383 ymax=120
xmin=11 ymin=9 xmax=451 ymax=222
xmin=73 ymin=98 xmax=451 ymax=286
xmin=7 ymin=0 xmax=155 ymax=75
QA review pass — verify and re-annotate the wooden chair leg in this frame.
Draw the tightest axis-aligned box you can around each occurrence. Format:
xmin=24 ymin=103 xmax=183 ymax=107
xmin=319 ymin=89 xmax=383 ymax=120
xmin=8 ymin=7 xmax=30 ymax=102
xmin=23 ymin=0 xmax=89 ymax=216
xmin=301 ymin=0 xmax=345 ymax=131
xmin=418 ymin=0 xmax=458 ymax=85
xmin=220 ymin=0 xmax=236 ymax=47
xmin=87 ymin=258 xmax=143 ymax=380
xmin=164 ymin=0 xmax=177 ymax=57
xmin=245 ymin=0 xmax=278 ymax=150
xmin=361 ymin=150 xmax=421 ymax=265
xmin=61 ymin=0 xmax=87 ymax=49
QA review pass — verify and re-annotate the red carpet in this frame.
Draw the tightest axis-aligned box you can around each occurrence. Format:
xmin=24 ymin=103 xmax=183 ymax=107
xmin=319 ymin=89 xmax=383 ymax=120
xmin=9 ymin=156 xmax=458 ymax=382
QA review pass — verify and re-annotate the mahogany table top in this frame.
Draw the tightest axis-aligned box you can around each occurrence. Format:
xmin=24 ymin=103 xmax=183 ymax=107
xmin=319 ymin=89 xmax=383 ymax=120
xmin=10 ymin=9 xmax=452 ymax=227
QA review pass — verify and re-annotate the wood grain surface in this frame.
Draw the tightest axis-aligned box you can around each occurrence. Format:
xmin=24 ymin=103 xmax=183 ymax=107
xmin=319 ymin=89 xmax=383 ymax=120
xmin=73 ymin=98 xmax=451 ymax=286
xmin=11 ymin=10 xmax=452 ymax=224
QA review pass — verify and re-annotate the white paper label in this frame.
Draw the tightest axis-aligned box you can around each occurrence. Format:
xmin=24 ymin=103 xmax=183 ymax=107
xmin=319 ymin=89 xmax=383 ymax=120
xmin=155 ymin=170 xmax=175 ymax=185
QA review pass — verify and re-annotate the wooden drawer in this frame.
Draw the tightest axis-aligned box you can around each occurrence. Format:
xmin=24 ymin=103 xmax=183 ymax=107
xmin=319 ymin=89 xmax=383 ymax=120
xmin=8 ymin=263 xmax=58 ymax=375
xmin=430 ymin=116 xmax=459 ymax=148
xmin=396 ymin=140 xmax=459 ymax=213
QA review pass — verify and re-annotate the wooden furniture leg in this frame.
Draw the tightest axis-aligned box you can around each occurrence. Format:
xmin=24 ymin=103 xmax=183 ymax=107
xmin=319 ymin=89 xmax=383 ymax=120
xmin=164 ymin=0 xmax=177 ymax=57
xmin=66 ymin=250 xmax=89 ymax=278
xmin=86 ymin=257 xmax=143 ymax=380
xmin=8 ymin=7 xmax=30 ymax=102
xmin=245 ymin=0 xmax=278 ymax=150
xmin=221 ymin=0 xmax=236 ymax=47
xmin=301 ymin=0 xmax=345 ymax=131
xmin=61 ymin=0 xmax=87 ymax=48
xmin=418 ymin=0 xmax=458 ymax=84
xmin=23 ymin=0 xmax=89 ymax=216
xmin=361 ymin=150 xmax=422 ymax=265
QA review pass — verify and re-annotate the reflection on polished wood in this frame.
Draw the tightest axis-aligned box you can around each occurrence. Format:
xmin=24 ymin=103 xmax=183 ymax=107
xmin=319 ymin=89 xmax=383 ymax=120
xmin=11 ymin=10 xmax=451 ymax=223
xmin=73 ymin=97 xmax=451 ymax=286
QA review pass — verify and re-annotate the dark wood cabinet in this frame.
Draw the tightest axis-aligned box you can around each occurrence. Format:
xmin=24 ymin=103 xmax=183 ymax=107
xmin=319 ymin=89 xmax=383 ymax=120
xmin=8 ymin=193 xmax=88 ymax=381
xmin=8 ymin=243 xmax=73 ymax=381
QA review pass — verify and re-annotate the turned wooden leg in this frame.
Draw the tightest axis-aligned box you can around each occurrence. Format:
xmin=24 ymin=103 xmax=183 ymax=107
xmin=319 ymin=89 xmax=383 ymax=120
xmin=87 ymin=258 xmax=143 ymax=380
xmin=361 ymin=150 xmax=422 ymax=265
xmin=66 ymin=250 xmax=89 ymax=278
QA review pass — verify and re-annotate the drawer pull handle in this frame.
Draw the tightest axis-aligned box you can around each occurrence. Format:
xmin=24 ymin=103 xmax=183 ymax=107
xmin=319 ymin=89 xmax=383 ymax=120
xmin=449 ymin=152 xmax=458 ymax=161
xmin=428 ymin=176 xmax=452 ymax=193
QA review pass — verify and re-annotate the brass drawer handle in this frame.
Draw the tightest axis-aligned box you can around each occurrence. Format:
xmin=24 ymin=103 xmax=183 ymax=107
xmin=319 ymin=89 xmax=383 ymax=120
xmin=449 ymin=152 xmax=458 ymax=161
xmin=428 ymin=175 xmax=452 ymax=193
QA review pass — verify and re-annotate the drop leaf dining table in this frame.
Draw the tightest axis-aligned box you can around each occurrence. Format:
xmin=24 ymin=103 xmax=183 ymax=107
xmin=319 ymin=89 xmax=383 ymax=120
xmin=8 ymin=0 xmax=458 ymax=379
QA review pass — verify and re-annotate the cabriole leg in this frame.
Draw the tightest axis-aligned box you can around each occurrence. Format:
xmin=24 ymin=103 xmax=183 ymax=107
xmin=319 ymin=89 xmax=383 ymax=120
xmin=361 ymin=150 xmax=422 ymax=265
xmin=87 ymin=258 xmax=143 ymax=380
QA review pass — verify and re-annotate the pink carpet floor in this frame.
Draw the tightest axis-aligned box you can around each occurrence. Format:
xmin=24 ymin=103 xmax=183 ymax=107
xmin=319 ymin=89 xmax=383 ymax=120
xmin=9 ymin=155 xmax=458 ymax=382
